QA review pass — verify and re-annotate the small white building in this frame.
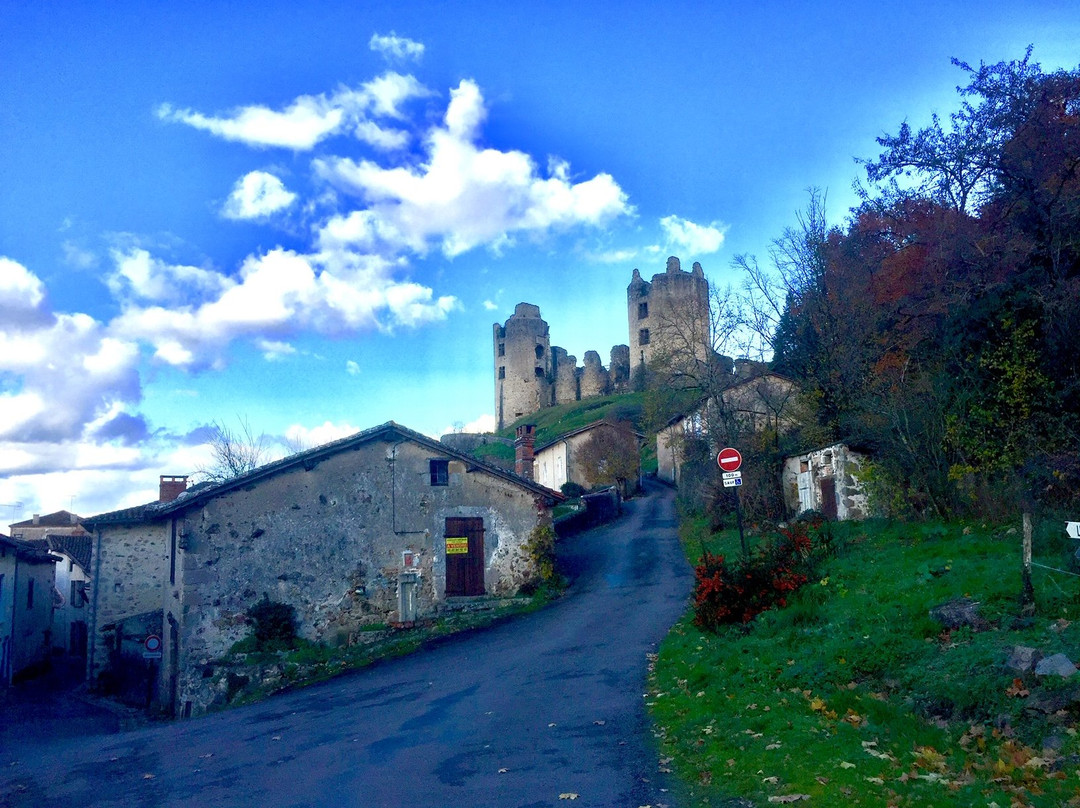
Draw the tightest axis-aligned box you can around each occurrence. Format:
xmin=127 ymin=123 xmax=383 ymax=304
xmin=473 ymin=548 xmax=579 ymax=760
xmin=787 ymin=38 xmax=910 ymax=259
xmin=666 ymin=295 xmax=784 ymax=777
xmin=782 ymin=444 xmax=869 ymax=520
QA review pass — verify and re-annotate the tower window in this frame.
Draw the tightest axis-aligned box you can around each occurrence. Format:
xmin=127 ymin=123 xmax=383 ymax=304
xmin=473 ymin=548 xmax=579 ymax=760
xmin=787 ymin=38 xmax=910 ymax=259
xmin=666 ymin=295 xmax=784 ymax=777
xmin=638 ymin=302 xmax=648 ymax=319
xmin=639 ymin=328 xmax=650 ymax=345
xmin=534 ymin=366 xmax=544 ymax=377
xmin=498 ymin=366 xmax=505 ymax=379
xmin=535 ymin=345 xmax=544 ymax=359
xmin=497 ymin=343 xmax=505 ymax=357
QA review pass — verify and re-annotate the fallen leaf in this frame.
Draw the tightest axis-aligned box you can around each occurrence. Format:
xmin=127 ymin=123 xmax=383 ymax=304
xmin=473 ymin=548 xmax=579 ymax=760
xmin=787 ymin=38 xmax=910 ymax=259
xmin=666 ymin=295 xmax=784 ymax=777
xmin=766 ymin=743 xmax=782 ymax=750
xmin=840 ymin=761 xmax=856 ymax=769
xmin=498 ymin=768 xmax=508 ymax=774
xmin=762 ymin=776 xmax=779 ymax=784
xmin=142 ymin=773 xmax=155 ymax=780
xmin=559 ymin=794 xmax=579 ymax=801
xmin=1005 ymin=678 xmax=1029 ymax=698
xmin=594 ymin=720 xmax=606 ymax=726
xmin=767 ymin=795 xmax=810 ymax=803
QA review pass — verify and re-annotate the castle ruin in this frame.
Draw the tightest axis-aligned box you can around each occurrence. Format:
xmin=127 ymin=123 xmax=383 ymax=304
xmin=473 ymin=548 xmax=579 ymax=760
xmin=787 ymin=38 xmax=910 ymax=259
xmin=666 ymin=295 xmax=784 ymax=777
xmin=493 ymin=256 xmax=711 ymax=430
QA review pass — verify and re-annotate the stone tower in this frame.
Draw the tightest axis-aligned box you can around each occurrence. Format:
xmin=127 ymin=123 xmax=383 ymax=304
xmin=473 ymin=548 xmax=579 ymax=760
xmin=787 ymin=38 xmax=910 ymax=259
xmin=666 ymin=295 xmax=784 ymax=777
xmin=627 ymin=256 xmax=711 ymax=375
xmin=494 ymin=303 xmax=553 ymax=430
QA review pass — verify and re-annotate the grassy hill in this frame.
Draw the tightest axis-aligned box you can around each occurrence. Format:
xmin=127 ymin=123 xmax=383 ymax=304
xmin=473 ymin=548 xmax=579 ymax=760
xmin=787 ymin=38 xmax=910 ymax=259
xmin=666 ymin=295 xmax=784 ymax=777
xmin=470 ymin=392 xmax=666 ymax=474
xmin=651 ymin=515 xmax=1080 ymax=806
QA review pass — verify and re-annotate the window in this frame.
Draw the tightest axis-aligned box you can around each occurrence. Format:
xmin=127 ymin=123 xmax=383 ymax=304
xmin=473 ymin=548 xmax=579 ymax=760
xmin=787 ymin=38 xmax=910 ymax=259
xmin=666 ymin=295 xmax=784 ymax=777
xmin=497 ymin=342 xmax=505 ymax=357
xmin=429 ymin=458 xmax=449 ymax=486
xmin=639 ymin=328 xmax=650 ymax=345
xmin=638 ymin=301 xmax=648 ymax=319
xmin=498 ymin=366 xmax=505 ymax=379
xmin=71 ymin=580 xmax=87 ymax=609
xmin=535 ymin=345 xmax=544 ymax=359
xmin=534 ymin=366 xmax=544 ymax=377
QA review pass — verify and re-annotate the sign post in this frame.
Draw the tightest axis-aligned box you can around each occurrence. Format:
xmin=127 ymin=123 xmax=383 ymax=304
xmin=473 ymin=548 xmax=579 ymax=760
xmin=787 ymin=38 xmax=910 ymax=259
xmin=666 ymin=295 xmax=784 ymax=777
xmin=718 ymin=448 xmax=747 ymax=555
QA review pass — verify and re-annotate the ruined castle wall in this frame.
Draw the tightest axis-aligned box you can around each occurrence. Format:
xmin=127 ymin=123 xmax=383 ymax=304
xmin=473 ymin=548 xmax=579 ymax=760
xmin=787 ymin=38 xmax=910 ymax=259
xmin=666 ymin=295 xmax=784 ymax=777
xmin=627 ymin=256 xmax=711 ymax=372
xmin=552 ymin=347 xmax=579 ymax=406
xmin=579 ymin=350 xmax=610 ymax=399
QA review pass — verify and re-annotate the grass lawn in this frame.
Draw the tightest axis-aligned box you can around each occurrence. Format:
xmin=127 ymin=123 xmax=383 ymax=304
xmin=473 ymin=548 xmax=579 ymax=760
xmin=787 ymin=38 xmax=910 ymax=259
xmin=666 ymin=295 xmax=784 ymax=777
xmin=650 ymin=515 xmax=1080 ymax=807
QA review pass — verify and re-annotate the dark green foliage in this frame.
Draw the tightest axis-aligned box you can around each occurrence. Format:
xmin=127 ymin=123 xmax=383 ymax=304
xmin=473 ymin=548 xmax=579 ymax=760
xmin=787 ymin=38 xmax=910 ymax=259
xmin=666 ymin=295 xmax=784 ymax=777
xmin=246 ymin=595 xmax=299 ymax=651
xmin=560 ymin=481 xmax=586 ymax=498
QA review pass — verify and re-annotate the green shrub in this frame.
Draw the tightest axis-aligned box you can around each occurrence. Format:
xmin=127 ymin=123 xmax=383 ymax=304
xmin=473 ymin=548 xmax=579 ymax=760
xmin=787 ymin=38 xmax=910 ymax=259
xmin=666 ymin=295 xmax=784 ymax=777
xmin=560 ymin=481 xmax=587 ymax=498
xmin=246 ymin=595 xmax=299 ymax=651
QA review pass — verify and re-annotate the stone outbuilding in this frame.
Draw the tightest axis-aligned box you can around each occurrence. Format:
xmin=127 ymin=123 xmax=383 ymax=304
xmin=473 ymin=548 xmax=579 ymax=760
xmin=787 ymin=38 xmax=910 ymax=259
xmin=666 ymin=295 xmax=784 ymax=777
xmin=782 ymin=443 xmax=869 ymax=520
xmin=83 ymin=422 xmax=563 ymax=716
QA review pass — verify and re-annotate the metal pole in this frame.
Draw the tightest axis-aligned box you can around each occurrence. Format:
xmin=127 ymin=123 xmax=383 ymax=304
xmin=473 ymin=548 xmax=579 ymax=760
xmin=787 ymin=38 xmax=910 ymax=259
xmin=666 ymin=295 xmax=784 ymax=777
xmin=734 ymin=487 xmax=747 ymax=556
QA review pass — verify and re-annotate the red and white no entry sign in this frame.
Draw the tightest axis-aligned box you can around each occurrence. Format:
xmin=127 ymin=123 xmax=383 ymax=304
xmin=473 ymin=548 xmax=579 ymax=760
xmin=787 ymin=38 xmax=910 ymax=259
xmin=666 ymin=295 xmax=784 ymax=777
xmin=717 ymin=447 xmax=742 ymax=472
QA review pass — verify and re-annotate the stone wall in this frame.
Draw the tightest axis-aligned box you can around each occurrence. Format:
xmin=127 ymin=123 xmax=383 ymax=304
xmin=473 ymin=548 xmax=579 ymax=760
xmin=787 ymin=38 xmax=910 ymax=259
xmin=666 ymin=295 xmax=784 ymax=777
xmin=88 ymin=521 xmax=171 ymax=681
xmin=627 ymin=256 xmax=711 ymax=372
xmin=169 ymin=435 xmax=548 ymax=714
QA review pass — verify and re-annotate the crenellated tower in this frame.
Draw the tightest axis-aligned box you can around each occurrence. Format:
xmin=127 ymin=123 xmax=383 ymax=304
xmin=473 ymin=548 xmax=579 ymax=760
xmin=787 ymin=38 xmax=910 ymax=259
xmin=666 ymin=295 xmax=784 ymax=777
xmin=627 ymin=256 xmax=711 ymax=376
xmin=494 ymin=303 xmax=553 ymax=430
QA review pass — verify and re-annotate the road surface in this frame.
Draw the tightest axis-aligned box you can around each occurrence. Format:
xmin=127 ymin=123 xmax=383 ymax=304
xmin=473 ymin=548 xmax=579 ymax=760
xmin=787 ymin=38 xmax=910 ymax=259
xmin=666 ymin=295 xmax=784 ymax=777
xmin=1 ymin=482 xmax=692 ymax=807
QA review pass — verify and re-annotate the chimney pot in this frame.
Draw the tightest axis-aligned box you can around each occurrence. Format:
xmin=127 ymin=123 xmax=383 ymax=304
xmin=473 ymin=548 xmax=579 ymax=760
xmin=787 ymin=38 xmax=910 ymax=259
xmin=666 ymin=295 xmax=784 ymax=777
xmin=159 ymin=475 xmax=189 ymax=503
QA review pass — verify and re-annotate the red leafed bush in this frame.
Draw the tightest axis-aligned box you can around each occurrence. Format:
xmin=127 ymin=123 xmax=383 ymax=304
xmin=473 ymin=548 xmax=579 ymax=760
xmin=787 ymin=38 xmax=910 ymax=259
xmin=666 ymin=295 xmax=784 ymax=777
xmin=693 ymin=522 xmax=815 ymax=630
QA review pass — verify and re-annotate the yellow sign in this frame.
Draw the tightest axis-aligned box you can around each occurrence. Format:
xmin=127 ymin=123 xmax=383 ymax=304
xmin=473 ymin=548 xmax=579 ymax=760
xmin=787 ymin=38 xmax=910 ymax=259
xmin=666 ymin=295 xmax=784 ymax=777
xmin=446 ymin=537 xmax=469 ymax=555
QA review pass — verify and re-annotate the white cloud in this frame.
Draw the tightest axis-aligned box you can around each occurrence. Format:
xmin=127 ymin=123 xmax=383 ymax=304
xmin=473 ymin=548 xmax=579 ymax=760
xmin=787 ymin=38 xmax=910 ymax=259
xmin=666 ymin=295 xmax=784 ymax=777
xmin=283 ymin=420 xmax=361 ymax=452
xmin=157 ymin=74 xmax=429 ymax=152
xmin=369 ymin=32 xmax=425 ymax=62
xmin=0 ymin=274 xmax=142 ymax=445
xmin=108 ymin=248 xmax=232 ymax=305
xmin=660 ymin=215 xmax=728 ymax=254
xmin=222 ymin=171 xmax=297 ymax=220
xmin=314 ymin=79 xmax=630 ymax=258
xmin=0 ymin=256 xmax=47 ymax=318
xmin=62 ymin=241 xmax=99 ymax=270
xmin=438 ymin=413 xmax=497 ymax=437
xmin=256 ymin=339 xmax=297 ymax=361
xmin=482 ymin=300 xmax=498 ymax=311
xmin=346 ymin=360 xmax=361 ymax=375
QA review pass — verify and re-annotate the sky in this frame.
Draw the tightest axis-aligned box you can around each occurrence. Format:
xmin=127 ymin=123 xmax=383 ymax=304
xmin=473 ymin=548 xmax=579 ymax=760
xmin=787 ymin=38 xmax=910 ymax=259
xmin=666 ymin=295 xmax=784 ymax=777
xmin=2 ymin=1 xmax=1078 ymax=520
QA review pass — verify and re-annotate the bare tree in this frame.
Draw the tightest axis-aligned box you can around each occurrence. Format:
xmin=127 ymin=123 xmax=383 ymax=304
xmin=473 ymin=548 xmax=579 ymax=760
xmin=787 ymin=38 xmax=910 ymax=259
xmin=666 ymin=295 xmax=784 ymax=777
xmin=198 ymin=417 xmax=270 ymax=483
xmin=575 ymin=421 xmax=641 ymax=495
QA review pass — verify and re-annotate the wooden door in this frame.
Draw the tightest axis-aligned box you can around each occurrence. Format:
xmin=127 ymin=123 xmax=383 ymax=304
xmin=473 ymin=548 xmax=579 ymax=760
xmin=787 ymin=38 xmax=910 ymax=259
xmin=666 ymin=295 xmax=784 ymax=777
xmin=820 ymin=476 xmax=838 ymax=520
xmin=445 ymin=517 xmax=485 ymax=597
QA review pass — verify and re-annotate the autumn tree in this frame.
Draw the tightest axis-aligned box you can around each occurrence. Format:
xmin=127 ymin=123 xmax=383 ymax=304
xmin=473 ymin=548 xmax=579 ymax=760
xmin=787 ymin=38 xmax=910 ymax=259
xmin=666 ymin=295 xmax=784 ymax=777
xmin=575 ymin=421 xmax=641 ymax=496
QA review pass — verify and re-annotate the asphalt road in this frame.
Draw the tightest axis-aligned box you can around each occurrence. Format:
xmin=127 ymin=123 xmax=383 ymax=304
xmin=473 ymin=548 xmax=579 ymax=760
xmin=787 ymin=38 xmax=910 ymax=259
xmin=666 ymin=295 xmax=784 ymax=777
xmin=1 ymin=481 xmax=693 ymax=808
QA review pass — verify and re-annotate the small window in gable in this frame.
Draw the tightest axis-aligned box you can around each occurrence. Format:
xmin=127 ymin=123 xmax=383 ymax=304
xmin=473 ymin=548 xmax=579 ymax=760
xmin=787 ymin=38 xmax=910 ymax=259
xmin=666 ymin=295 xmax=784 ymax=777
xmin=429 ymin=458 xmax=450 ymax=486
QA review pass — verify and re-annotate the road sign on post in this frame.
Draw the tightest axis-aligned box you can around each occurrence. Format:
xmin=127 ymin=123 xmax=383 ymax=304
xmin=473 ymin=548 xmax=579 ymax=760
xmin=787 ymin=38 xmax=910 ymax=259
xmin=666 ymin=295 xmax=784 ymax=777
xmin=1067 ymin=522 xmax=1080 ymax=540
xmin=717 ymin=448 xmax=742 ymax=472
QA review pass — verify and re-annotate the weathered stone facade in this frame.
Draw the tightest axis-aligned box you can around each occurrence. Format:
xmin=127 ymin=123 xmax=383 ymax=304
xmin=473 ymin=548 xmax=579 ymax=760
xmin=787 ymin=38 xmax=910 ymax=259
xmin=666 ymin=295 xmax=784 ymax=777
xmin=782 ymin=444 xmax=869 ymax=520
xmin=85 ymin=422 xmax=561 ymax=716
xmin=0 ymin=535 xmax=57 ymax=683
xmin=627 ymin=256 xmax=711 ymax=373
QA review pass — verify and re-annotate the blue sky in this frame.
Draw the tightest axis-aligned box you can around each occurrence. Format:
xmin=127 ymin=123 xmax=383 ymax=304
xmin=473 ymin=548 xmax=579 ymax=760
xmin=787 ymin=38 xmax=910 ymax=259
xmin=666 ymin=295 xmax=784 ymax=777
xmin=2 ymin=1 xmax=1078 ymax=518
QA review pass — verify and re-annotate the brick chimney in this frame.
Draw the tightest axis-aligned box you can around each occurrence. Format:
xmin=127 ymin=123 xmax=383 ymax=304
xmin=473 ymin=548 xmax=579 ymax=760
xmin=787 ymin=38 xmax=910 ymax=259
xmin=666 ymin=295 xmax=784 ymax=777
xmin=159 ymin=475 xmax=189 ymax=502
xmin=515 ymin=424 xmax=536 ymax=481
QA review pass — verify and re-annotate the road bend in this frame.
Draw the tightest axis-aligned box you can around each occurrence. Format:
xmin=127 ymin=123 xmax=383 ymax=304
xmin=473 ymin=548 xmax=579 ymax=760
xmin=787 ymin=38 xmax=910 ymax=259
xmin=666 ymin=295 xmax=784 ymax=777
xmin=1 ymin=481 xmax=693 ymax=808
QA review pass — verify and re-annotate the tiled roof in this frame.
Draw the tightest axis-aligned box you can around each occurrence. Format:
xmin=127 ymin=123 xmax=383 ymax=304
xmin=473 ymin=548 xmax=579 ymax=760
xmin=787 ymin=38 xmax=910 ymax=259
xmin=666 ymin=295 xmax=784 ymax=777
xmin=85 ymin=421 xmax=563 ymax=527
xmin=9 ymin=509 xmax=83 ymax=528
xmin=47 ymin=533 xmax=93 ymax=570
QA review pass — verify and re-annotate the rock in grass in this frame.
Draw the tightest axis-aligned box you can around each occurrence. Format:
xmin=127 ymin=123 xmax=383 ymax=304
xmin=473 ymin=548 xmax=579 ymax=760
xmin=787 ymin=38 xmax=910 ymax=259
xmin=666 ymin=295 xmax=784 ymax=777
xmin=1005 ymin=645 xmax=1043 ymax=673
xmin=929 ymin=597 xmax=991 ymax=631
xmin=1034 ymin=653 xmax=1077 ymax=678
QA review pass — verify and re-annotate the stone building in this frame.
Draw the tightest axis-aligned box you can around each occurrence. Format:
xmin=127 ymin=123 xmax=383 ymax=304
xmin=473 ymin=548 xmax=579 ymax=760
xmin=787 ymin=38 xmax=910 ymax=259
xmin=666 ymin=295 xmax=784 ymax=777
xmin=0 ymin=534 xmax=58 ymax=685
xmin=533 ymin=420 xmax=644 ymax=498
xmin=82 ymin=422 xmax=562 ymax=716
xmin=782 ymin=444 xmax=869 ymax=520
xmin=627 ymin=256 xmax=711 ymax=374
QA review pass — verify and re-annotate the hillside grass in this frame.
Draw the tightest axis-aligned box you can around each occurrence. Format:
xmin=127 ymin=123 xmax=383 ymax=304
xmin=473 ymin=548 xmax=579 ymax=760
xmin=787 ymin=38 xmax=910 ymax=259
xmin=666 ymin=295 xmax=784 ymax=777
xmin=650 ymin=515 xmax=1080 ymax=807
xmin=493 ymin=391 xmax=661 ymax=475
